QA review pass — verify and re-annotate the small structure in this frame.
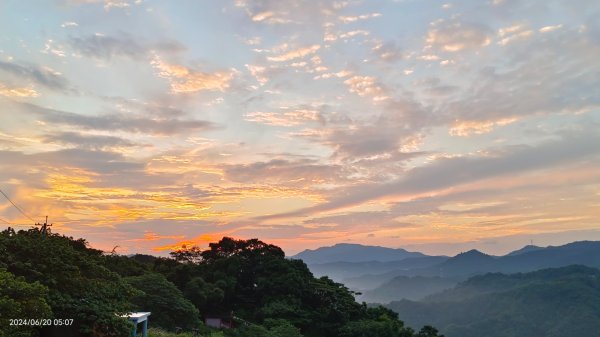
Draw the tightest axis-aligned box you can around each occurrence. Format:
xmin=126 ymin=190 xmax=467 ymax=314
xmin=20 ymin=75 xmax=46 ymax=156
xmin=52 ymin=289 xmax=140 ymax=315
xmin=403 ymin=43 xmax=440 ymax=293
xmin=204 ymin=316 xmax=234 ymax=329
xmin=122 ymin=312 xmax=151 ymax=337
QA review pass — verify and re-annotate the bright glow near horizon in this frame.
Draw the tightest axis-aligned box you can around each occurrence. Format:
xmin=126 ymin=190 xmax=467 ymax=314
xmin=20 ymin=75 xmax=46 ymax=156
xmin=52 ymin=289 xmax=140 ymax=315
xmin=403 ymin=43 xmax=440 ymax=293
xmin=1 ymin=0 xmax=599 ymax=256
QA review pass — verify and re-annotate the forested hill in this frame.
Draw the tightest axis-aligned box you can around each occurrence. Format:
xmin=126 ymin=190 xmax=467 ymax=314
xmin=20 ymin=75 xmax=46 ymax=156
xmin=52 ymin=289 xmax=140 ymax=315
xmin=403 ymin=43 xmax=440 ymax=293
xmin=386 ymin=265 xmax=600 ymax=337
xmin=0 ymin=227 xmax=444 ymax=337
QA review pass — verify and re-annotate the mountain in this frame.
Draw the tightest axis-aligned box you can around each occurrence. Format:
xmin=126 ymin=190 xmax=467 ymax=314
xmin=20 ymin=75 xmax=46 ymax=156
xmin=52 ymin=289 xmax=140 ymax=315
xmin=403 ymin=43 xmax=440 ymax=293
xmin=505 ymin=244 xmax=543 ymax=256
xmin=308 ymin=256 xmax=449 ymax=281
xmin=299 ymin=241 xmax=600 ymax=302
xmin=359 ymin=275 xmax=458 ymax=302
xmin=339 ymin=256 xmax=450 ymax=290
xmin=291 ymin=243 xmax=426 ymax=264
xmin=495 ymin=241 xmax=600 ymax=273
xmin=387 ymin=265 xmax=600 ymax=337
xmin=404 ymin=241 xmax=600 ymax=279
xmin=435 ymin=249 xmax=498 ymax=277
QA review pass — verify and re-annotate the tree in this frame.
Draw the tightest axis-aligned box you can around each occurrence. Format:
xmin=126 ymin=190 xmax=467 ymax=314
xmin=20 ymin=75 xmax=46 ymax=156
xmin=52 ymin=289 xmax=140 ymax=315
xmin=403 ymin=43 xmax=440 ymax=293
xmin=125 ymin=273 xmax=201 ymax=330
xmin=415 ymin=326 xmax=445 ymax=337
xmin=0 ymin=228 xmax=134 ymax=337
xmin=0 ymin=269 xmax=52 ymax=337
xmin=170 ymin=245 xmax=204 ymax=264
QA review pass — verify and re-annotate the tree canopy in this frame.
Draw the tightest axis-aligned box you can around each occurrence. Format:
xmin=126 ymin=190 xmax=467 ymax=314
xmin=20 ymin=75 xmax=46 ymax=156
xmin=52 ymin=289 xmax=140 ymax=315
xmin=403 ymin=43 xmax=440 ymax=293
xmin=1 ymin=229 xmax=444 ymax=337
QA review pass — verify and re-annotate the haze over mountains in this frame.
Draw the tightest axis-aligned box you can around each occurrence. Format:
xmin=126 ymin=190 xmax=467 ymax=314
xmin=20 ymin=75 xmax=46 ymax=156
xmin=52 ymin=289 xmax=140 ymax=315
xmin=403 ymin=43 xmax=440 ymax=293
xmin=387 ymin=265 xmax=600 ymax=337
xmin=292 ymin=241 xmax=600 ymax=303
xmin=293 ymin=241 xmax=600 ymax=336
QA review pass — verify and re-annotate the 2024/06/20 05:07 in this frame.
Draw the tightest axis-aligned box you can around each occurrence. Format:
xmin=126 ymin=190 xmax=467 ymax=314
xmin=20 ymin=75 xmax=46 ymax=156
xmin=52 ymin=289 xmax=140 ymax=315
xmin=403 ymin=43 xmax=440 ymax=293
xmin=9 ymin=319 xmax=74 ymax=326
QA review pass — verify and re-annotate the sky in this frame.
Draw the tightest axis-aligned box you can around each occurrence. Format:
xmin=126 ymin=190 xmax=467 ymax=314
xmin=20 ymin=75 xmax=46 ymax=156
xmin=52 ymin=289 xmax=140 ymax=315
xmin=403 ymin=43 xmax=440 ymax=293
xmin=0 ymin=0 xmax=599 ymax=257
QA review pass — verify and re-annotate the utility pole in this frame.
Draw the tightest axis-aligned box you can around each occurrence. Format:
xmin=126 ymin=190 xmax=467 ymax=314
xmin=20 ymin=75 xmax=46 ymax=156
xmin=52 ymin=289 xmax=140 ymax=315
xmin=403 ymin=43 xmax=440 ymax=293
xmin=35 ymin=216 xmax=52 ymax=238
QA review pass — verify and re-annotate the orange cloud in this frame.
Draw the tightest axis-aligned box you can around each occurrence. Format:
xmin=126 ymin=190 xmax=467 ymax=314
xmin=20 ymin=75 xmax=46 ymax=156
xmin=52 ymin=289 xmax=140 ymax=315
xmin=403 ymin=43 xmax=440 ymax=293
xmin=151 ymin=56 xmax=235 ymax=93
xmin=153 ymin=233 xmax=226 ymax=252
xmin=0 ymin=84 xmax=39 ymax=97
xmin=244 ymin=109 xmax=320 ymax=127
xmin=449 ymin=118 xmax=518 ymax=136
xmin=267 ymin=45 xmax=321 ymax=62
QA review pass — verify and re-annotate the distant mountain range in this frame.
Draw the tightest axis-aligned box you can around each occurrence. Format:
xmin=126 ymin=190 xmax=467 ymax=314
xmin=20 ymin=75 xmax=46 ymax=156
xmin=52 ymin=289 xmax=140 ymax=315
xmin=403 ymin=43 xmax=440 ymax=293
xmin=386 ymin=265 xmax=600 ymax=337
xmin=359 ymin=275 xmax=457 ymax=302
xmin=293 ymin=241 xmax=600 ymax=303
xmin=292 ymin=243 xmax=426 ymax=264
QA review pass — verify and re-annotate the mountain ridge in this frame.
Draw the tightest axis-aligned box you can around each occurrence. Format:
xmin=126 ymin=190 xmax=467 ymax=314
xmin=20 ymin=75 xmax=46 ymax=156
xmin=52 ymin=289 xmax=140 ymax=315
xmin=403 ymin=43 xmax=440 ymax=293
xmin=291 ymin=242 xmax=427 ymax=264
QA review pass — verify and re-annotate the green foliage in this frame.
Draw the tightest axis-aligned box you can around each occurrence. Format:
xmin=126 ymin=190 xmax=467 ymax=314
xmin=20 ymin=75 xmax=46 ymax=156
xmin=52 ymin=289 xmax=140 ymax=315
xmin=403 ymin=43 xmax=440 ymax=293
xmin=388 ymin=265 xmax=600 ymax=337
xmin=148 ymin=327 xmax=224 ymax=337
xmin=0 ymin=269 xmax=52 ymax=337
xmin=125 ymin=273 xmax=201 ymax=330
xmin=102 ymin=254 xmax=151 ymax=277
xmin=338 ymin=307 xmax=415 ymax=337
xmin=0 ymin=228 xmax=444 ymax=337
xmin=158 ymin=238 xmax=442 ymax=337
xmin=183 ymin=276 xmax=225 ymax=314
xmin=223 ymin=319 xmax=303 ymax=337
xmin=0 ymin=228 xmax=135 ymax=336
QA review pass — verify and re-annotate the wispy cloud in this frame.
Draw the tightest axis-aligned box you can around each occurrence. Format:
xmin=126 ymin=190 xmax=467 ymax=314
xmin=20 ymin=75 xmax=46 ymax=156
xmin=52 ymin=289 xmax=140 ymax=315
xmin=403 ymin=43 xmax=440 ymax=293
xmin=12 ymin=101 xmax=217 ymax=135
xmin=426 ymin=19 xmax=492 ymax=52
xmin=1 ymin=0 xmax=599 ymax=255
xmin=266 ymin=44 xmax=321 ymax=62
xmin=0 ymin=61 xmax=69 ymax=92
xmin=151 ymin=56 xmax=236 ymax=93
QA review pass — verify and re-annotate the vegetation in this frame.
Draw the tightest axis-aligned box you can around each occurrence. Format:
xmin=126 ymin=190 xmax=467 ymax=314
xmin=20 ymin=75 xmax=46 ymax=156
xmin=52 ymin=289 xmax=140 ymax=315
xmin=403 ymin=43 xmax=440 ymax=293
xmin=0 ymin=228 xmax=134 ymax=337
xmin=125 ymin=273 xmax=201 ymax=330
xmin=0 ymin=269 xmax=52 ymax=337
xmin=0 ymin=228 xmax=444 ymax=337
xmin=387 ymin=265 xmax=600 ymax=337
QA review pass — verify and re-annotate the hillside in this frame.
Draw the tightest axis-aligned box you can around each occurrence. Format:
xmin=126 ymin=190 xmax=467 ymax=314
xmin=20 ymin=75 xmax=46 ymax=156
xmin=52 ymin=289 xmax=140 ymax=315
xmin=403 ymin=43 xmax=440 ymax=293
xmin=387 ymin=265 xmax=600 ymax=337
xmin=360 ymin=276 xmax=458 ymax=302
xmin=308 ymin=256 xmax=448 ymax=282
xmin=301 ymin=241 xmax=600 ymax=301
xmin=0 ymin=227 xmax=444 ymax=337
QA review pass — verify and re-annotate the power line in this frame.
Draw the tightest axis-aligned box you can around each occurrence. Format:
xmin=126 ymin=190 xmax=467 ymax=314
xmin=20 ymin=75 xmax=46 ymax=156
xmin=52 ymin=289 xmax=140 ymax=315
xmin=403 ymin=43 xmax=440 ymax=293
xmin=0 ymin=217 xmax=32 ymax=227
xmin=0 ymin=188 xmax=36 ymax=223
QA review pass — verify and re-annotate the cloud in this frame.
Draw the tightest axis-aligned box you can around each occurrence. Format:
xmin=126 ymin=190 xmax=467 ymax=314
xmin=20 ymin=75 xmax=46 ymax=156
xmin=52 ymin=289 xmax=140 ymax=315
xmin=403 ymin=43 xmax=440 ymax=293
xmin=70 ymin=34 xmax=145 ymax=59
xmin=66 ymin=0 xmax=141 ymax=11
xmin=151 ymin=56 xmax=236 ymax=93
xmin=289 ymin=99 xmax=431 ymax=163
xmin=41 ymin=131 xmax=142 ymax=150
xmin=12 ymin=101 xmax=217 ymax=135
xmin=236 ymin=0 xmax=351 ymax=26
xmin=0 ymin=148 xmax=143 ymax=176
xmin=449 ymin=118 xmax=518 ymax=136
xmin=0 ymin=61 xmax=69 ymax=92
xmin=258 ymin=131 xmax=600 ymax=219
xmin=0 ymin=83 xmax=39 ymax=97
xmin=497 ymin=24 xmax=534 ymax=45
xmin=245 ymin=105 xmax=323 ymax=127
xmin=437 ymin=25 xmax=600 ymax=126
xmin=266 ymin=44 xmax=321 ymax=62
xmin=372 ymin=41 xmax=403 ymax=62
xmin=245 ymin=64 xmax=269 ymax=85
xmin=69 ymin=34 xmax=185 ymax=60
xmin=426 ymin=19 xmax=492 ymax=52
xmin=223 ymin=158 xmax=345 ymax=186
xmin=539 ymin=24 xmax=563 ymax=33
xmin=42 ymin=40 xmax=67 ymax=57
xmin=338 ymin=13 xmax=382 ymax=24
xmin=61 ymin=21 xmax=79 ymax=28
xmin=344 ymin=75 xmax=388 ymax=101
xmin=250 ymin=11 xmax=290 ymax=24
